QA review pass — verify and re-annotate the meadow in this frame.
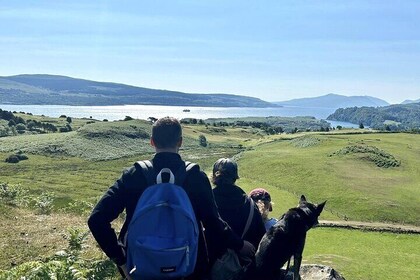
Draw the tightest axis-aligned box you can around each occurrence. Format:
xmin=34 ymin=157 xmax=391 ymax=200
xmin=0 ymin=117 xmax=419 ymax=279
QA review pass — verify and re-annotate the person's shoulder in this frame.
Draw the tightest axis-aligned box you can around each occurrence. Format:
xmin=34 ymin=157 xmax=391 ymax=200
xmin=185 ymin=162 xmax=209 ymax=181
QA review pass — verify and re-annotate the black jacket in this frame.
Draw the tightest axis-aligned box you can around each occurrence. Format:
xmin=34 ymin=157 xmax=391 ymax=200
xmin=211 ymin=184 xmax=266 ymax=259
xmin=88 ymin=152 xmax=243 ymax=277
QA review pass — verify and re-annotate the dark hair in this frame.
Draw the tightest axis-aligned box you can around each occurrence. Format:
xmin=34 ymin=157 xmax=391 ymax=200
xmin=152 ymin=117 xmax=182 ymax=149
xmin=211 ymin=158 xmax=239 ymax=186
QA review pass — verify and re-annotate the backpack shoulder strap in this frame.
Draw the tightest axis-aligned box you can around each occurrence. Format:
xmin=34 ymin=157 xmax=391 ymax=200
xmin=241 ymin=198 xmax=255 ymax=239
xmin=135 ymin=160 xmax=155 ymax=187
xmin=173 ymin=161 xmax=198 ymax=186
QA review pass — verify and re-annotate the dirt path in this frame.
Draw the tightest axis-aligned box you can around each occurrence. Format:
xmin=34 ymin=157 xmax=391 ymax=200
xmin=319 ymin=220 xmax=420 ymax=234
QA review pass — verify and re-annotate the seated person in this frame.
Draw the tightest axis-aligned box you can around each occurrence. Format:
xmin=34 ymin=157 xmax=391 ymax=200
xmin=249 ymin=188 xmax=278 ymax=231
xmin=210 ymin=158 xmax=266 ymax=261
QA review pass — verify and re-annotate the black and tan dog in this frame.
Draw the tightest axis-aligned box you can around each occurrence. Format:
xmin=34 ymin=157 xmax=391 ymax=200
xmin=247 ymin=195 xmax=326 ymax=280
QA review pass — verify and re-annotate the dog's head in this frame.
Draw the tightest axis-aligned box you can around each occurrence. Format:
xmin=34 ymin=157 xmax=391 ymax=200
xmin=298 ymin=195 xmax=326 ymax=229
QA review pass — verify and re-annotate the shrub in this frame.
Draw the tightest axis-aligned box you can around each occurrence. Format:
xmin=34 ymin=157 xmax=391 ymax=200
xmin=331 ymin=145 xmax=400 ymax=168
xmin=124 ymin=116 xmax=134 ymax=121
xmin=5 ymin=154 xmax=20 ymax=163
xmin=34 ymin=192 xmax=55 ymax=215
xmin=0 ymin=182 xmax=29 ymax=206
xmin=0 ymin=228 xmax=118 ymax=279
xmin=8 ymin=119 xmax=16 ymax=126
xmin=199 ymin=134 xmax=207 ymax=147
xmin=16 ymin=123 xmax=27 ymax=132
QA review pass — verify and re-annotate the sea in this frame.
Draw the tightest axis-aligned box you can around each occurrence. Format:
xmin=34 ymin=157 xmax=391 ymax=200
xmin=0 ymin=104 xmax=358 ymax=128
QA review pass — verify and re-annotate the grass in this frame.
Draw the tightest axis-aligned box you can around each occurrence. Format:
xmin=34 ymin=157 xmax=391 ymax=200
xmin=237 ymin=132 xmax=420 ymax=225
xmin=304 ymin=228 xmax=420 ymax=280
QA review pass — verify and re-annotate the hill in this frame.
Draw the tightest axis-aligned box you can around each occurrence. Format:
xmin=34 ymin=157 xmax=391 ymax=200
xmin=327 ymin=103 xmax=420 ymax=130
xmin=0 ymin=74 xmax=275 ymax=107
xmin=401 ymin=98 xmax=420 ymax=104
xmin=274 ymin=93 xmax=389 ymax=109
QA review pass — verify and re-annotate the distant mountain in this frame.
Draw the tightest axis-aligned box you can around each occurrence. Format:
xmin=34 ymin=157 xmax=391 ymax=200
xmin=327 ymin=103 xmax=420 ymax=130
xmin=274 ymin=93 xmax=389 ymax=109
xmin=0 ymin=74 xmax=275 ymax=107
xmin=401 ymin=99 xmax=420 ymax=104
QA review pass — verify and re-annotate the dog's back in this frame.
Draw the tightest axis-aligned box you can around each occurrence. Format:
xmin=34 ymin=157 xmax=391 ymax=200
xmin=249 ymin=195 xmax=326 ymax=280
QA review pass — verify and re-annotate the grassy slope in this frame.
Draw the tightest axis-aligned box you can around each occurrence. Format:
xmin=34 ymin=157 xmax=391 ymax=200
xmin=304 ymin=228 xmax=420 ymax=280
xmin=237 ymin=133 xmax=420 ymax=225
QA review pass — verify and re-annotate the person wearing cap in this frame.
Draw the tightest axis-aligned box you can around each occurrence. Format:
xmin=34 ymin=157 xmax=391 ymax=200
xmin=249 ymin=188 xmax=279 ymax=231
xmin=208 ymin=158 xmax=266 ymax=263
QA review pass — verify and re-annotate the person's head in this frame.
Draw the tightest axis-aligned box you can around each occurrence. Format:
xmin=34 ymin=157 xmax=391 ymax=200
xmin=151 ymin=117 xmax=182 ymax=152
xmin=249 ymin=188 xmax=273 ymax=220
xmin=211 ymin=158 xmax=239 ymax=186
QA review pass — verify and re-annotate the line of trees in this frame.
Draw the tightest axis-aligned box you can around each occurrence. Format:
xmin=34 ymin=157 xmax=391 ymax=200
xmin=0 ymin=109 xmax=72 ymax=136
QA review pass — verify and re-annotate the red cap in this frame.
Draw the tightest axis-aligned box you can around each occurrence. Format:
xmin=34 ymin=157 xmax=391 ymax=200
xmin=249 ymin=188 xmax=273 ymax=211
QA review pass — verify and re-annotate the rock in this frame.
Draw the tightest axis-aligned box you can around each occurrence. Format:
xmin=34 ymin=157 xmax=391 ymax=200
xmin=299 ymin=264 xmax=345 ymax=280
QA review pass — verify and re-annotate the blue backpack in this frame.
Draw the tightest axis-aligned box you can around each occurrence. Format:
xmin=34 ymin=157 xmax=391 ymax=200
xmin=126 ymin=160 xmax=199 ymax=280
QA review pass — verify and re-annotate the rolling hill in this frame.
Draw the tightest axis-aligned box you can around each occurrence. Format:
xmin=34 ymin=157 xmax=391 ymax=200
xmin=327 ymin=102 xmax=420 ymax=130
xmin=274 ymin=93 xmax=389 ymax=109
xmin=401 ymin=98 xmax=420 ymax=104
xmin=0 ymin=74 xmax=275 ymax=107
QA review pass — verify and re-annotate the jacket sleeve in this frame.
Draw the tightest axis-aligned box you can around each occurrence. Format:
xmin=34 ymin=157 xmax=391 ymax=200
xmin=187 ymin=169 xmax=244 ymax=252
xmin=87 ymin=169 xmax=129 ymax=266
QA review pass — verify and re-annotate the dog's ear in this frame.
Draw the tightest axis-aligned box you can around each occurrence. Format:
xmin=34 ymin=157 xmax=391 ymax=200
xmin=299 ymin=195 xmax=307 ymax=204
xmin=316 ymin=201 xmax=327 ymax=214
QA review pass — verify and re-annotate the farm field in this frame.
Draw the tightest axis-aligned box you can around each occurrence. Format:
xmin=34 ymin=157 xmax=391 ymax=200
xmin=0 ymin=118 xmax=419 ymax=279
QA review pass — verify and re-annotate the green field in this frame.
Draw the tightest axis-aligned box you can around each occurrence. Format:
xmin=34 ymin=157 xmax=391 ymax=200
xmin=1 ymin=118 xmax=419 ymax=279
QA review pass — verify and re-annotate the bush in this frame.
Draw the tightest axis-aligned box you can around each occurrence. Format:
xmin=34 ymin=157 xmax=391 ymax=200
xmin=8 ymin=119 xmax=16 ymax=126
xmin=199 ymin=134 xmax=207 ymax=147
xmin=331 ymin=145 xmax=400 ymax=168
xmin=16 ymin=123 xmax=27 ymax=132
xmin=5 ymin=154 xmax=20 ymax=163
xmin=124 ymin=116 xmax=134 ymax=121
xmin=0 ymin=182 xmax=29 ymax=206
xmin=0 ymin=228 xmax=118 ymax=279
xmin=34 ymin=192 xmax=55 ymax=215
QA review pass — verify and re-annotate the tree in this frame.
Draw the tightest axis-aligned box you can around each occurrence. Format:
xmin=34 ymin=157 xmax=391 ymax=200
xmin=359 ymin=122 xmax=365 ymax=129
xmin=336 ymin=125 xmax=343 ymax=130
xmin=66 ymin=116 xmax=72 ymax=123
xmin=16 ymin=123 xmax=26 ymax=133
xmin=27 ymin=120 xmax=37 ymax=131
xmin=8 ymin=119 xmax=16 ymax=127
xmin=198 ymin=135 xmax=207 ymax=147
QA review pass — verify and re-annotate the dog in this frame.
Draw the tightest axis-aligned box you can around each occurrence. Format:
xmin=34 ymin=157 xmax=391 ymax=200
xmin=247 ymin=195 xmax=326 ymax=280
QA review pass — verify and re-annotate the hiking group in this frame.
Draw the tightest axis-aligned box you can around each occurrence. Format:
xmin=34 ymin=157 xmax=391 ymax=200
xmin=88 ymin=116 xmax=280 ymax=280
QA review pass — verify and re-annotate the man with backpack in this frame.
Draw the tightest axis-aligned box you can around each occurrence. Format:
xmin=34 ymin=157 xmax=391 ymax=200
xmin=88 ymin=117 xmax=255 ymax=280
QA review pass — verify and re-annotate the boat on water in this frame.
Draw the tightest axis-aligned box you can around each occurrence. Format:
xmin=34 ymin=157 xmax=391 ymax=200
xmin=183 ymin=109 xmax=191 ymax=112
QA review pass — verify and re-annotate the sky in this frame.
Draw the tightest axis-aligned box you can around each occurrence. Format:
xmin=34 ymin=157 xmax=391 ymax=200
xmin=1 ymin=0 xmax=419 ymax=104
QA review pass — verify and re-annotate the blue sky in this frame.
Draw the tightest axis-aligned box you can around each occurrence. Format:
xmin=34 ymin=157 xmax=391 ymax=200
xmin=1 ymin=0 xmax=419 ymax=104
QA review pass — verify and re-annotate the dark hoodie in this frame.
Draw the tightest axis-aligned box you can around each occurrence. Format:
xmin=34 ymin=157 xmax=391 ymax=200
xmin=210 ymin=184 xmax=266 ymax=259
